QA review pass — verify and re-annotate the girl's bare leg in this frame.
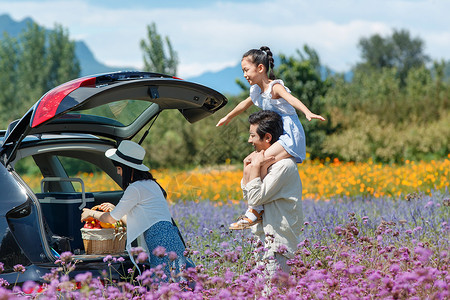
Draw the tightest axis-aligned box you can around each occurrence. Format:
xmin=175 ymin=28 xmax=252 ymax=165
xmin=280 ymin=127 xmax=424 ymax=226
xmin=229 ymin=152 xmax=265 ymax=230
xmin=260 ymin=141 xmax=292 ymax=179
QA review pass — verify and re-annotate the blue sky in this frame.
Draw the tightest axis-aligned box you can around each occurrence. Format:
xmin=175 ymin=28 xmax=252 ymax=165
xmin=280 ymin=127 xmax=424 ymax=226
xmin=1 ymin=0 xmax=448 ymax=78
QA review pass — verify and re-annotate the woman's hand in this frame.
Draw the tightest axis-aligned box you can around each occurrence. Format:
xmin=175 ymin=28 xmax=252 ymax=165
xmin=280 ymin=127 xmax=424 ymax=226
xmin=97 ymin=202 xmax=116 ymax=212
xmin=81 ymin=208 xmax=93 ymax=222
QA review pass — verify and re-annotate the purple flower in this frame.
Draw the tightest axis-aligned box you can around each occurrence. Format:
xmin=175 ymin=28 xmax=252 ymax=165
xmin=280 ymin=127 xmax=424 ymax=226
xmin=368 ymin=271 xmax=382 ymax=281
xmin=103 ymin=255 xmax=113 ymax=263
xmin=75 ymin=272 xmax=92 ymax=285
xmin=334 ymin=226 xmax=344 ymax=235
xmin=348 ymin=265 xmax=364 ymax=274
xmin=130 ymin=246 xmax=145 ymax=256
xmin=333 ymin=261 xmax=346 ymax=271
xmin=137 ymin=251 xmax=149 ymax=263
xmin=413 ymin=226 xmax=423 ymax=233
xmin=21 ymin=281 xmax=38 ymax=294
xmin=152 ymin=246 xmax=167 ymax=258
xmin=13 ymin=264 xmax=25 ymax=273
xmin=414 ymin=246 xmax=433 ymax=263
xmin=168 ymin=251 xmax=178 ymax=261
xmin=390 ymin=263 xmax=400 ymax=274
xmin=302 ymin=249 xmax=311 ymax=256
xmin=277 ymin=244 xmax=288 ymax=254
xmin=60 ymin=251 xmax=73 ymax=263
xmin=399 ymin=271 xmax=418 ymax=282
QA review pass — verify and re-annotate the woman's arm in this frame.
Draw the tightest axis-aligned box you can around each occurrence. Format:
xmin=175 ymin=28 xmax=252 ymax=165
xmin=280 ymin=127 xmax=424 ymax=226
xmin=216 ymin=97 xmax=253 ymax=126
xmin=81 ymin=208 xmax=117 ymax=224
xmin=81 ymin=201 xmax=128 ymax=225
xmin=272 ymin=84 xmax=325 ymax=121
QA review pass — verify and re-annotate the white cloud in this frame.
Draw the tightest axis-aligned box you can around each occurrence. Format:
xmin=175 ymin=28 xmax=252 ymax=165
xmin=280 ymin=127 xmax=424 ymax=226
xmin=1 ymin=0 xmax=448 ymax=77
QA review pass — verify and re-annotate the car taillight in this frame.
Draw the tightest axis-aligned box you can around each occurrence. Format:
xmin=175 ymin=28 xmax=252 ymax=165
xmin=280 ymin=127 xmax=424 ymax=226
xmin=31 ymin=77 xmax=97 ymax=128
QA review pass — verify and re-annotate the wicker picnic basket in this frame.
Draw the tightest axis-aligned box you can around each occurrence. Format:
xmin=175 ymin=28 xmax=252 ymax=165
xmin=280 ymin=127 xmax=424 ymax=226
xmin=80 ymin=227 xmax=126 ymax=255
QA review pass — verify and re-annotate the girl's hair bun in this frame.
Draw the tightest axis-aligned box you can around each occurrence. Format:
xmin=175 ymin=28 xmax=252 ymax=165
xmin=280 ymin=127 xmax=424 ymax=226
xmin=243 ymin=46 xmax=275 ymax=80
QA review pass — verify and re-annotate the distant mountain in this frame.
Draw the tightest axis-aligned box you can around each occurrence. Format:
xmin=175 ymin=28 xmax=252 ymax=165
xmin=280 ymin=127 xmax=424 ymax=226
xmin=0 ymin=13 xmax=32 ymax=36
xmin=187 ymin=56 xmax=286 ymax=96
xmin=0 ymin=14 xmax=129 ymax=77
xmin=188 ymin=56 xmax=354 ymax=95
xmin=74 ymin=40 xmax=130 ymax=76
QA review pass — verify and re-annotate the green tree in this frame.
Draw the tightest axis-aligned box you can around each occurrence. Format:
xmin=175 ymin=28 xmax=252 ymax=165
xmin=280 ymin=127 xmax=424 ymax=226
xmin=140 ymin=22 xmax=178 ymax=75
xmin=0 ymin=22 xmax=80 ymax=127
xmin=322 ymin=54 xmax=450 ymax=163
xmin=45 ymin=24 xmax=81 ymax=90
xmin=16 ymin=22 xmax=48 ymax=108
xmin=356 ymin=29 xmax=429 ymax=85
xmin=0 ymin=33 xmax=19 ymax=125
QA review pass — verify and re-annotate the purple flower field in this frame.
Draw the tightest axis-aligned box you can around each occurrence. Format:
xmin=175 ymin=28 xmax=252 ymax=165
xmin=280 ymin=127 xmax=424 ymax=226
xmin=1 ymin=190 xmax=449 ymax=299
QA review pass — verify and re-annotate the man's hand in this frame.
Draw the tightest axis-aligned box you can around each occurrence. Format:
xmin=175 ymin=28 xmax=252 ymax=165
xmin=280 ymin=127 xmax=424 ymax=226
xmin=243 ymin=151 xmax=256 ymax=166
xmin=251 ymin=150 xmax=274 ymax=167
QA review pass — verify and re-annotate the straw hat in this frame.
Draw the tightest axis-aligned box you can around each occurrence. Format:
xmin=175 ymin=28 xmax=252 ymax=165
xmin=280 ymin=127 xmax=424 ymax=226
xmin=105 ymin=140 xmax=149 ymax=171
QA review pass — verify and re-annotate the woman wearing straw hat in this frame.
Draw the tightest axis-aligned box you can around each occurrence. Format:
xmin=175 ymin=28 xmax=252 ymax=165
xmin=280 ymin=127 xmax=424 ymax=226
xmin=81 ymin=140 xmax=194 ymax=280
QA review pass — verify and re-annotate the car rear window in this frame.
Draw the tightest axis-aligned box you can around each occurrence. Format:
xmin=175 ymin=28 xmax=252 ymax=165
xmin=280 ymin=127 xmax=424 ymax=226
xmin=66 ymin=99 xmax=154 ymax=127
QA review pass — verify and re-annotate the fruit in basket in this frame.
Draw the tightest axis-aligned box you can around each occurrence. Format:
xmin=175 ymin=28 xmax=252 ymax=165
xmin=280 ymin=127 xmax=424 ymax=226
xmin=83 ymin=219 xmax=102 ymax=229
xmin=83 ymin=205 xmax=120 ymax=229
xmin=99 ymin=221 xmax=114 ymax=228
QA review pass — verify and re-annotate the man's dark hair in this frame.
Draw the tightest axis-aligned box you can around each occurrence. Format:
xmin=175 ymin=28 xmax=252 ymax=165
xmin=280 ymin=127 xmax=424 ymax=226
xmin=248 ymin=110 xmax=283 ymax=144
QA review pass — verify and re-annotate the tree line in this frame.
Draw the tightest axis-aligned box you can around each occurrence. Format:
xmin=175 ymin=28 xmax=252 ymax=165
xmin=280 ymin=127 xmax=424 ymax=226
xmin=0 ymin=22 xmax=448 ymax=170
xmin=144 ymin=29 xmax=449 ymax=167
xmin=0 ymin=23 xmax=80 ymax=126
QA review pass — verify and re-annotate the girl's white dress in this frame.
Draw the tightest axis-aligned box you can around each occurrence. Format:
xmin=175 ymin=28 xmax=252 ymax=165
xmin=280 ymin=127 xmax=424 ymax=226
xmin=250 ymin=80 xmax=306 ymax=163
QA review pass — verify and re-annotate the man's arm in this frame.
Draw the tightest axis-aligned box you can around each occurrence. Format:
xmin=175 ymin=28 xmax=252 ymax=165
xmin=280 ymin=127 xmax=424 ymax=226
xmin=244 ymin=159 xmax=291 ymax=207
xmin=244 ymin=150 xmax=275 ymax=184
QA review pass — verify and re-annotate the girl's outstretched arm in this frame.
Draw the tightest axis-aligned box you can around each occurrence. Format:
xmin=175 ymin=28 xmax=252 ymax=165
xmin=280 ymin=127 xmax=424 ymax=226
xmin=272 ymin=84 xmax=326 ymax=121
xmin=216 ymin=97 xmax=253 ymax=126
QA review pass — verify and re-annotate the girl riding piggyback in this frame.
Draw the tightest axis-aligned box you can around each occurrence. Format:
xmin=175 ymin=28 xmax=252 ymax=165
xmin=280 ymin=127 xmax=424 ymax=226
xmin=216 ymin=46 xmax=325 ymax=230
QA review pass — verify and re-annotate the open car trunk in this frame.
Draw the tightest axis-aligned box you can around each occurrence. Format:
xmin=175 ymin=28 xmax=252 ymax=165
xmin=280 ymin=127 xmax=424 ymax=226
xmin=0 ymin=71 xmax=227 ymax=281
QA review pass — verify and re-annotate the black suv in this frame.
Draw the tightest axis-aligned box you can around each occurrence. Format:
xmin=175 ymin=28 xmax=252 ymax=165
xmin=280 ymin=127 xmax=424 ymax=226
xmin=0 ymin=71 xmax=227 ymax=283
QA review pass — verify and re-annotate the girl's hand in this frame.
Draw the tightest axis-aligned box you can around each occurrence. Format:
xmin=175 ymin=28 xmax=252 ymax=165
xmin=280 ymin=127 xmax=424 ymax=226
xmin=305 ymin=112 xmax=326 ymax=122
xmin=216 ymin=116 xmax=231 ymax=126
